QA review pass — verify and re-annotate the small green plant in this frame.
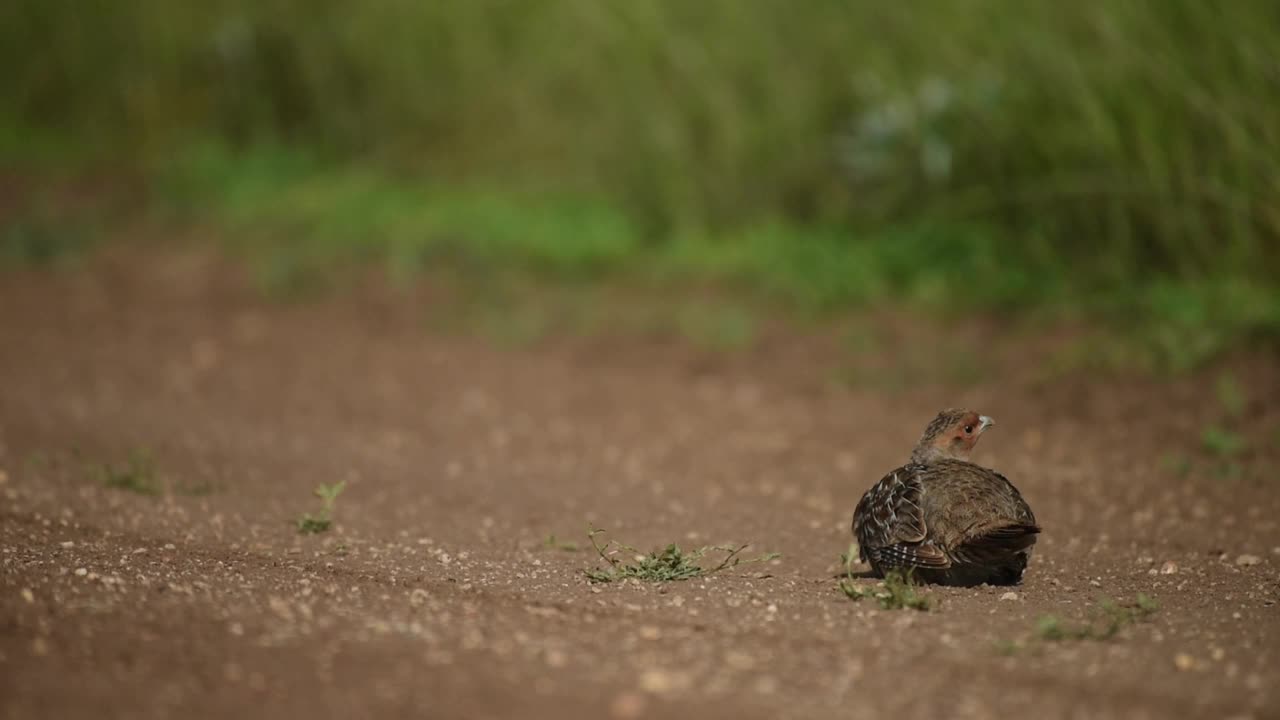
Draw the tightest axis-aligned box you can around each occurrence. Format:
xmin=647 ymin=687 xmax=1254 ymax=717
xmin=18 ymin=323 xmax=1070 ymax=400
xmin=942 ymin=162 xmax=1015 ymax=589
xmin=1160 ymin=453 xmax=1192 ymax=478
xmin=296 ymin=481 xmax=346 ymax=534
xmin=584 ymin=526 xmax=778 ymax=583
xmin=993 ymin=639 xmax=1022 ymax=656
xmin=24 ymin=450 xmax=51 ymax=475
xmin=1201 ymin=426 xmax=1247 ymax=458
xmin=1213 ymin=462 xmax=1243 ymax=480
xmin=1103 ymin=594 xmax=1160 ymax=632
xmin=178 ymin=479 xmax=218 ymax=496
xmin=836 ymin=541 xmax=933 ymax=611
xmin=95 ymin=450 xmax=159 ymax=496
xmin=1033 ymin=594 xmax=1159 ymax=643
xmin=1033 ymin=614 xmax=1085 ymax=642
xmin=839 ymin=542 xmax=860 ymax=574
xmin=544 ymin=534 xmax=579 ymax=552
xmin=839 ymin=569 xmax=933 ymax=611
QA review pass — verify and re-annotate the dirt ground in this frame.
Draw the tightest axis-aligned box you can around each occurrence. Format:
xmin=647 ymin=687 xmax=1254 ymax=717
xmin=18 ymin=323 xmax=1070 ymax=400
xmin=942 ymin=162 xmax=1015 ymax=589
xmin=2 ymin=248 xmax=1278 ymax=720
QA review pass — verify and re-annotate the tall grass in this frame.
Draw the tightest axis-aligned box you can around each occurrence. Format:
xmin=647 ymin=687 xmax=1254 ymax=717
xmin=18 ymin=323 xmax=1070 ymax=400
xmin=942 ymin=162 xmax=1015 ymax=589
xmin=3 ymin=1 xmax=1279 ymax=364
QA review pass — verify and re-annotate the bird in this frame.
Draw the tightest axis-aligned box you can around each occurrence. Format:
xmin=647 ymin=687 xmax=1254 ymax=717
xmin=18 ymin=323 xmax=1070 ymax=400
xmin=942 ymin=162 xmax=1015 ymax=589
xmin=851 ymin=408 xmax=1040 ymax=586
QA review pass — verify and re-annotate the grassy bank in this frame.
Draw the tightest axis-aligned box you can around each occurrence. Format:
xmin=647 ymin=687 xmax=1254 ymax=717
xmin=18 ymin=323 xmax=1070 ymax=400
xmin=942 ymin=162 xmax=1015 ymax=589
xmin=155 ymin=142 xmax=1278 ymax=371
xmin=3 ymin=1 xmax=1279 ymax=368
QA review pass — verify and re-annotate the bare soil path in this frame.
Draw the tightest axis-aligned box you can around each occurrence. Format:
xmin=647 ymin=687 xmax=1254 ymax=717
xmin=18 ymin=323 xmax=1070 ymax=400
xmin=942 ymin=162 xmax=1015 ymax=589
xmin=2 ymin=249 xmax=1278 ymax=719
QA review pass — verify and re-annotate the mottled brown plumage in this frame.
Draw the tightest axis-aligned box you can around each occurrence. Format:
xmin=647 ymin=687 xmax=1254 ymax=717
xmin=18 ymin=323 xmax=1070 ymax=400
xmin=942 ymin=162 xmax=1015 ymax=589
xmin=852 ymin=409 xmax=1039 ymax=586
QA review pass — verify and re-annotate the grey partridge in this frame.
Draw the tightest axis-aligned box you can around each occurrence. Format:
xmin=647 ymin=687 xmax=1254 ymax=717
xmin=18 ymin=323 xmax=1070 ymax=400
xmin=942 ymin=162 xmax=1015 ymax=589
xmin=852 ymin=409 xmax=1040 ymax=586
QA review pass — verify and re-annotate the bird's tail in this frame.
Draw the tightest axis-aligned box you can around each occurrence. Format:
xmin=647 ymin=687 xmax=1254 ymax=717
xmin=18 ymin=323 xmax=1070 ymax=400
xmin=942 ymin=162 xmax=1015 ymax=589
xmin=953 ymin=522 xmax=1041 ymax=565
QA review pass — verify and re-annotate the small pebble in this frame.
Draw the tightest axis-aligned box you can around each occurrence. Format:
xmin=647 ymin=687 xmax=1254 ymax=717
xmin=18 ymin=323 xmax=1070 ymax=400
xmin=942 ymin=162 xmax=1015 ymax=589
xmin=1160 ymin=561 xmax=1178 ymax=575
xmin=639 ymin=669 xmax=677 ymax=694
xmin=20 ymin=588 xmax=34 ymax=604
xmin=1235 ymin=554 xmax=1261 ymax=567
xmin=1174 ymin=653 xmax=1195 ymax=671
xmin=60 ymin=541 xmax=74 ymax=549
xmin=754 ymin=676 xmax=780 ymax=695
xmin=1089 ymin=579 xmax=1102 ymax=588
xmin=724 ymin=650 xmax=755 ymax=671
xmin=999 ymin=592 xmax=1019 ymax=601
xmin=610 ymin=691 xmax=647 ymax=719
xmin=74 ymin=568 xmax=87 ymax=577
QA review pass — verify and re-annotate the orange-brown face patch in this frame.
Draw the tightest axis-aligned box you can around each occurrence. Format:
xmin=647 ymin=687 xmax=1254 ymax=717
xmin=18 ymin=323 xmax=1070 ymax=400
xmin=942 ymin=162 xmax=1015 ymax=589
xmin=939 ymin=412 xmax=984 ymax=452
xmin=914 ymin=408 xmax=989 ymax=463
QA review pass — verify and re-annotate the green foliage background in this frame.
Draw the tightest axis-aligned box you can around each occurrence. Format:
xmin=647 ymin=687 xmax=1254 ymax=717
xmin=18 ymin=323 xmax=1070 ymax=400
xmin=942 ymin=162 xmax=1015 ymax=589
xmin=4 ymin=1 xmax=1279 ymax=366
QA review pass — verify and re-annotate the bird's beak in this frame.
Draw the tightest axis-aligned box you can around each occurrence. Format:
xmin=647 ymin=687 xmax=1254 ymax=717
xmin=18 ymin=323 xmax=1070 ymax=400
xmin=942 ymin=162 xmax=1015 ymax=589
xmin=979 ymin=415 xmax=995 ymax=431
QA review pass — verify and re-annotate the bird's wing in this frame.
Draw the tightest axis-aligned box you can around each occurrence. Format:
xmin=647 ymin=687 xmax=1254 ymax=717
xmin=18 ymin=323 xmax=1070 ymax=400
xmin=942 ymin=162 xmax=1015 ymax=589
xmin=915 ymin=461 xmax=1039 ymax=565
xmin=983 ymin=466 xmax=1039 ymax=527
xmin=950 ymin=522 xmax=1041 ymax=566
xmin=853 ymin=466 xmax=951 ymax=570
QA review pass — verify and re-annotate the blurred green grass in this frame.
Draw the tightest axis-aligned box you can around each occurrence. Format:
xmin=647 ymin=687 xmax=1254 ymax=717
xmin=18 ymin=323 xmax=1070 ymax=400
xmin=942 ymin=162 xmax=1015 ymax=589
xmin=156 ymin=142 xmax=1277 ymax=370
xmin=3 ymin=1 xmax=1279 ymax=369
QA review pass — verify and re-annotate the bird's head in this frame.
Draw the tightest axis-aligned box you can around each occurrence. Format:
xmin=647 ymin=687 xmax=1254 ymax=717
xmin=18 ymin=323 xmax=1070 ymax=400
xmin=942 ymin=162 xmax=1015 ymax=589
xmin=910 ymin=408 xmax=994 ymax=464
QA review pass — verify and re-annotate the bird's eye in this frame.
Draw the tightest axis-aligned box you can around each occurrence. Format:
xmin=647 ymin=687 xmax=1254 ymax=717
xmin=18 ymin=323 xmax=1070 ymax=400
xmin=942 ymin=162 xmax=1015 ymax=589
xmin=963 ymin=425 xmax=974 ymax=434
